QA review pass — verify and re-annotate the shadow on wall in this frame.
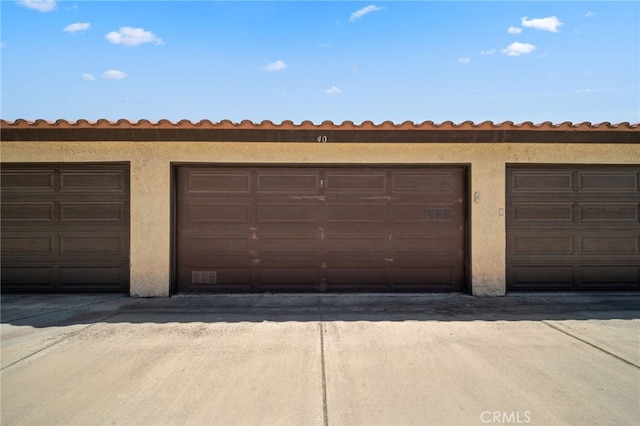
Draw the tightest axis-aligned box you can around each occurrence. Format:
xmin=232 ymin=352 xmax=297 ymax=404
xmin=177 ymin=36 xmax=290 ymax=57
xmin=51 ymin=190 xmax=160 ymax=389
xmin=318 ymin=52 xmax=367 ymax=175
xmin=1 ymin=293 xmax=639 ymax=328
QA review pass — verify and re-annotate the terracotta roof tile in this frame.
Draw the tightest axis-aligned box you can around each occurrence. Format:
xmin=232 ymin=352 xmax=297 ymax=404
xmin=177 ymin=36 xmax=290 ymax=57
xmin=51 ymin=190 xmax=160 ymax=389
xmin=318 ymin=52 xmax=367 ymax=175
xmin=1 ymin=119 xmax=638 ymax=131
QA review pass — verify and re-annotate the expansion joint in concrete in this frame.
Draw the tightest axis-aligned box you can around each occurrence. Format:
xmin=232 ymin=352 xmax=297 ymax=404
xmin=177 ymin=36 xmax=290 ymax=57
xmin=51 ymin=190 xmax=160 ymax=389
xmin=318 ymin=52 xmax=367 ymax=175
xmin=542 ymin=321 xmax=640 ymax=369
xmin=318 ymin=321 xmax=329 ymax=426
xmin=1 ymin=311 xmax=124 ymax=371
xmin=1 ymin=324 xmax=92 ymax=371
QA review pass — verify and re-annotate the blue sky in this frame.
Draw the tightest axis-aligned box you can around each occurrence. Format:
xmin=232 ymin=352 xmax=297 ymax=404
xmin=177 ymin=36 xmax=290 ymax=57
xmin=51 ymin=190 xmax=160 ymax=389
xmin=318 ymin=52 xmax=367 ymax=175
xmin=1 ymin=1 xmax=638 ymax=124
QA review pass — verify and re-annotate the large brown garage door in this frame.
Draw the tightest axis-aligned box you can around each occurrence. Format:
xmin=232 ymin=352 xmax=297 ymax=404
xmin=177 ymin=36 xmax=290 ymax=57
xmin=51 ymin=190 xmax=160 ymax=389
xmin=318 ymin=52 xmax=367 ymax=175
xmin=507 ymin=165 xmax=640 ymax=291
xmin=176 ymin=166 xmax=467 ymax=292
xmin=1 ymin=163 xmax=130 ymax=292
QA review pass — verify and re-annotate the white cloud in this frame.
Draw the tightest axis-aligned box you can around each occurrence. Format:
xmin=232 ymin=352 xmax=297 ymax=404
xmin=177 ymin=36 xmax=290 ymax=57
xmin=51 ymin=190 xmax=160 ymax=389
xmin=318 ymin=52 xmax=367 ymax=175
xmin=458 ymin=57 xmax=471 ymax=64
xmin=261 ymin=60 xmax=287 ymax=72
xmin=324 ymin=86 xmax=342 ymax=95
xmin=105 ymin=27 xmax=163 ymax=46
xmin=63 ymin=22 xmax=90 ymax=33
xmin=501 ymin=42 xmax=536 ymax=56
xmin=17 ymin=0 xmax=56 ymax=12
xmin=81 ymin=73 xmax=95 ymax=81
xmin=521 ymin=16 xmax=563 ymax=32
xmin=350 ymin=5 xmax=382 ymax=22
xmin=480 ymin=49 xmax=496 ymax=55
xmin=508 ymin=26 xmax=522 ymax=34
xmin=102 ymin=69 xmax=127 ymax=80
xmin=585 ymin=11 xmax=596 ymax=18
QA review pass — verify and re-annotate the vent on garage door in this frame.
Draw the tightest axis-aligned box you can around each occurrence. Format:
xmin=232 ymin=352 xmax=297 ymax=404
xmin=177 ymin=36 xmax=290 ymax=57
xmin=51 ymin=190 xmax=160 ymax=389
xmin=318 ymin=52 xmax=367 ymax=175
xmin=506 ymin=165 xmax=640 ymax=291
xmin=176 ymin=166 xmax=467 ymax=293
xmin=1 ymin=163 xmax=130 ymax=292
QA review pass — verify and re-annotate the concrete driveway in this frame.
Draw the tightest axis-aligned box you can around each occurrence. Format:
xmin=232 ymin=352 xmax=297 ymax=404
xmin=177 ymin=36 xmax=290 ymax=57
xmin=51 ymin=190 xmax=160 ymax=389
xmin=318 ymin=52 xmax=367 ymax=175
xmin=1 ymin=293 xmax=639 ymax=426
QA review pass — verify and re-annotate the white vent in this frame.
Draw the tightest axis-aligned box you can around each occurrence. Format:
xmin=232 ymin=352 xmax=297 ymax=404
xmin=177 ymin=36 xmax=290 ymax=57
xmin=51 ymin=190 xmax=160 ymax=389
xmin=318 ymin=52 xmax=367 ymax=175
xmin=192 ymin=270 xmax=217 ymax=284
xmin=426 ymin=207 xmax=451 ymax=221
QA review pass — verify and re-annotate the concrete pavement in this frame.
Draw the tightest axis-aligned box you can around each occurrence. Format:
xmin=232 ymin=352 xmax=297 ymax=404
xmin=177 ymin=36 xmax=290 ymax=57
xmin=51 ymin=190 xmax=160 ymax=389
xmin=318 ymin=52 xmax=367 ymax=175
xmin=1 ymin=293 xmax=639 ymax=425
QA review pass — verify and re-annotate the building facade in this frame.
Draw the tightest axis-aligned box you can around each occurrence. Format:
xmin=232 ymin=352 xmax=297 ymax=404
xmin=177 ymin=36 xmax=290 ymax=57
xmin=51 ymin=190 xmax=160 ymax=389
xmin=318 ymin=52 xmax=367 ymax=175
xmin=1 ymin=119 xmax=639 ymax=296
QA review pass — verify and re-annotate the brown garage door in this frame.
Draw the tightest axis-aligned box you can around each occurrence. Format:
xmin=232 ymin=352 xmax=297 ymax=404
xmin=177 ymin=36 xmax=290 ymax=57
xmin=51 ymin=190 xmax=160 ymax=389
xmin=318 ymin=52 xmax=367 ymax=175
xmin=176 ymin=166 xmax=467 ymax=292
xmin=507 ymin=165 xmax=640 ymax=291
xmin=1 ymin=163 xmax=130 ymax=292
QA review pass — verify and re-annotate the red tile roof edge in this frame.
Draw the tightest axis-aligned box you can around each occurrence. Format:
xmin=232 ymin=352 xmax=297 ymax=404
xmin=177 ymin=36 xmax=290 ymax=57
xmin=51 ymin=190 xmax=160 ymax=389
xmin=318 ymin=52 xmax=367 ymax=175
xmin=1 ymin=119 xmax=638 ymax=131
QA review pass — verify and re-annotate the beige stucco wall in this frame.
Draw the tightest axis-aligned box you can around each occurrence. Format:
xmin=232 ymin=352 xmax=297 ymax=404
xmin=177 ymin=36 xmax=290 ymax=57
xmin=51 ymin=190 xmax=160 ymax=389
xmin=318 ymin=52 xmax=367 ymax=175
xmin=2 ymin=141 xmax=638 ymax=296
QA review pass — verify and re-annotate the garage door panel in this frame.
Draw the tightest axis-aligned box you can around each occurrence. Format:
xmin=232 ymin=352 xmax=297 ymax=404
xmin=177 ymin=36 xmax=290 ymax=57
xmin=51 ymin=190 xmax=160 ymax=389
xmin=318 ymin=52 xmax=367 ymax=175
xmin=325 ymin=236 xmax=386 ymax=254
xmin=323 ymin=223 xmax=387 ymax=234
xmin=1 ymin=234 xmax=55 ymax=254
xmin=60 ymin=170 xmax=126 ymax=192
xmin=187 ymin=236 xmax=250 ymax=254
xmin=257 ymin=204 xmax=319 ymax=222
xmin=177 ymin=166 xmax=467 ymax=292
xmin=59 ymin=234 xmax=128 ymax=254
xmin=325 ymin=172 xmax=387 ymax=192
xmin=394 ymin=224 xmax=462 ymax=236
xmin=511 ymin=235 xmax=574 ymax=255
xmin=257 ymin=283 xmax=319 ymax=291
xmin=1 ymin=170 xmax=55 ymax=192
xmin=258 ymin=237 xmax=318 ymax=254
xmin=511 ymin=203 xmax=574 ymax=222
xmin=580 ymin=266 xmax=639 ymax=286
xmin=180 ymin=254 xmax=251 ymax=267
xmin=578 ymin=171 xmax=639 ymax=192
xmin=179 ymin=223 xmax=249 ymax=235
xmin=254 ymin=224 xmax=319 ymax=236
xmin=1 ymin=202 xmax=55 ymax=223
xmin=511 ymin=171 xmax=573 ymax=193
xmin=507 ymin=165 xmax=640 ymax=291
xmin=216 ymin=269 xmax=252 ymax=285
xmin=326 ymin=204 xmax=386 ymax=222
xmin=186 ymin=171 xmax=251 ymax=193
xmin=581 ymin=235 xmax=639 ymax=255
xmin=508 ymin=266 xmax=575 ymax=288
xmin=394 ymin=237 xmax=457 ymax=254
xmin=1 ymin=267 xmax=54 ymax=286
xmin=256 ymin=256 xmax=321 ymax=268
xmin=579 ymin=203 xmax=638 ymax=222
xmin=393 ymin=255 xmax=463 ymax=268
xmin=257 ymin=172 xmax=320 ymax=192
xmin=59 ymin=266 xmax=126 ymax=285
xmin=60 ymin=202 xmax=126 ymax=223
xmin=258 ymin=268 xmax=318 ymax=285
xmin=394 ymin=267 xmax=457 ymax=285
xmin=327 ymin=268 xmax=388 ymax=285
xmin=187 ymin=203 xmax=251 ymax=222
xmin=393 ymin=172 xmax=457 ymax=192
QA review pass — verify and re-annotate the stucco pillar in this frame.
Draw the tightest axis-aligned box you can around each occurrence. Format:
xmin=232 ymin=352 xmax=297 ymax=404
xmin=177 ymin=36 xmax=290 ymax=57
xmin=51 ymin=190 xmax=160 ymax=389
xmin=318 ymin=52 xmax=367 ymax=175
xmin=129 ymin=153 xmax=171 ymax=297
xmin=470 ymin=161 xmax=506 ymax=296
